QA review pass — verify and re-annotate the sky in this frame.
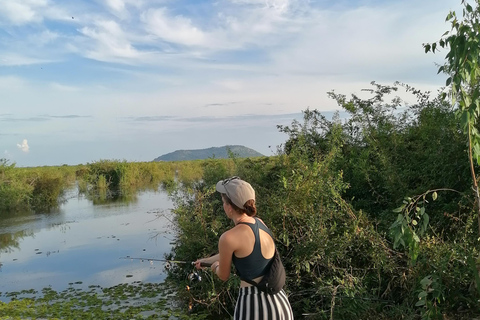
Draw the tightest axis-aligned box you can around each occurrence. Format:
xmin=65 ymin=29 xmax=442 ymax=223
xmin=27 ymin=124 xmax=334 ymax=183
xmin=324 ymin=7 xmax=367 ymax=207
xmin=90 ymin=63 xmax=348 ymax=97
xmin=0 ymin=0 xmax=462 ymax=167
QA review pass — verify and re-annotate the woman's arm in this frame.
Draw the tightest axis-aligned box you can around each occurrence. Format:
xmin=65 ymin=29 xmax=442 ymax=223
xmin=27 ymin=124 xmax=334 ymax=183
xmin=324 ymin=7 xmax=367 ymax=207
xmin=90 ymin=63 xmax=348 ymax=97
xmin=214 ymin=231 xmax=235 ymax=281
xmin=194 ymin=253 xmax=219 ymax=269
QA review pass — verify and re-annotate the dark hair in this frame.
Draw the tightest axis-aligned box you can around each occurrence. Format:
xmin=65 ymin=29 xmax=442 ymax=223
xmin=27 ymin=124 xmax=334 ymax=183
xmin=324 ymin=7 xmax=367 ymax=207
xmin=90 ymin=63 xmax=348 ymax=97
xmin=221 ymin=194 xmax=257 ymax=217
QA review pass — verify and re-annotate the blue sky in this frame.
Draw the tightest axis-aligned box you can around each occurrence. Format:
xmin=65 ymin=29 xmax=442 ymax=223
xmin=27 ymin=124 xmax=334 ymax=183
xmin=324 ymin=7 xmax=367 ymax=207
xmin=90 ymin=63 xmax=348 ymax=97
xmin=0 ymin=0 xmax=460 ymax=167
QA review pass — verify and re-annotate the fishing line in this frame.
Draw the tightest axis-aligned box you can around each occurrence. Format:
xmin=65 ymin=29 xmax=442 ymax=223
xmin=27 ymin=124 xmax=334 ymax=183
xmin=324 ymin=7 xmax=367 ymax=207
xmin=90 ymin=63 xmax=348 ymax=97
xmin=119 ymin=256 xmax=212 ymax=267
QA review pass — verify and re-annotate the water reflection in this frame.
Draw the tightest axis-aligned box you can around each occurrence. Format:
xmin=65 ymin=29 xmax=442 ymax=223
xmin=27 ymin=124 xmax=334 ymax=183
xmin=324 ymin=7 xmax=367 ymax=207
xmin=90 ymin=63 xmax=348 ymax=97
xmin=0 ymin=187 xmax=174 ymax=299
xmin=0 ymin=229 xmax=33 ymax=254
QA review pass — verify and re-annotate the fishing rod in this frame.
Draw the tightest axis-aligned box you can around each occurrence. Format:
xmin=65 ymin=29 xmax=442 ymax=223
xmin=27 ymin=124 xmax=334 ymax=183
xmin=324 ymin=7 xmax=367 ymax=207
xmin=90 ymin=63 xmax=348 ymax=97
xmin=120 ymin=256 xmax=212 ymax=267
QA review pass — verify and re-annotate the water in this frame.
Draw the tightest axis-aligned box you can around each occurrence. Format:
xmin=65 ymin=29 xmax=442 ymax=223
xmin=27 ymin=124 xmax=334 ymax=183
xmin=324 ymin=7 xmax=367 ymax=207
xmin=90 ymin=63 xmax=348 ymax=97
xmin=0 ymin=188 xmax=176 ymax=300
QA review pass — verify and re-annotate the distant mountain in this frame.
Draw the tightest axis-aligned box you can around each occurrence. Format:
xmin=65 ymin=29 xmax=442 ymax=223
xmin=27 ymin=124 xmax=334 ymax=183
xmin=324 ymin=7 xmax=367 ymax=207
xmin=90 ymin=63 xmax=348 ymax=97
xmin=154 ymin=145 xmax=264 ymax=161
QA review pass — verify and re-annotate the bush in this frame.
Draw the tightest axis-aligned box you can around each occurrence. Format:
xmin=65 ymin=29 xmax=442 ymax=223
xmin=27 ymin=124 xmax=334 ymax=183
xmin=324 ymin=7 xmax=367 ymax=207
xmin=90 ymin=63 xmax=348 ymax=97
xmin=167 ymin=83 xmax=480 ymax=319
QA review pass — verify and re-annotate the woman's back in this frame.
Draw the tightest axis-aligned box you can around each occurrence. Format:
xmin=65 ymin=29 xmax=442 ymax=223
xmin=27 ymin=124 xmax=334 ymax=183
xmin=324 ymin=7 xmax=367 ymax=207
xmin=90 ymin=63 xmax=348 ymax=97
xmin=232 ymin=217 xmax=275 ymax=281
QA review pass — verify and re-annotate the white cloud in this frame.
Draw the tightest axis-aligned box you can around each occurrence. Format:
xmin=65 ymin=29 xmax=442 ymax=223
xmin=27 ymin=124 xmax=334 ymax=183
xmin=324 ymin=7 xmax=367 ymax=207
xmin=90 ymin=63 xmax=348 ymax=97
xmin=214 ymin=79 xmax=244 ymax=91
xmin=17 ymin=139 xmax=29 ymax=152
xmin=0 ymin=76 xmax=27 ymax=89
xmin=142 ymin=8 xmax=208 ymax=47
xmin=80 ymin=20 xmax=149 ymax=62
xmin=50 ymin=83 xmax=81 ymax=92
xmin=0 ymin=54 xmax=53 ymax=66
xmin=0 ymin=0 xmax=48 ymax=25
xmin=28 ymin=30 xmax=59 ymax=46
xmin=105 ymin=0 xmax=126 ymax=13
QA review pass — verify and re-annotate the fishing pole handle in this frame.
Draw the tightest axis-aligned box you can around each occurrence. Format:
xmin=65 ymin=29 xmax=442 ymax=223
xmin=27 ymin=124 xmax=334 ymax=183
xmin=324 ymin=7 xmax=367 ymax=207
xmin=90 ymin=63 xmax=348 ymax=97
xmin=198 ymin=262 xmax=212 ymax=267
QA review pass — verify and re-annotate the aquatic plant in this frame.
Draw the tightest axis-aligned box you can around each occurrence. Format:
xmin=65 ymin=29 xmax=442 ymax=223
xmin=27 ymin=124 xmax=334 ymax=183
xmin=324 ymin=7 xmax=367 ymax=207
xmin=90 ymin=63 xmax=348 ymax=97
xmin=0 ymin=281 xmax=203 ymax=320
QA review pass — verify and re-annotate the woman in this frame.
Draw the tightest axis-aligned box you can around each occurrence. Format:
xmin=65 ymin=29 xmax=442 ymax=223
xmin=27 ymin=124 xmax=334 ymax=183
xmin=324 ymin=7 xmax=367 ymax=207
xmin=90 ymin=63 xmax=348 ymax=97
xmin=195 ymin=176 xmax=294 ymax=320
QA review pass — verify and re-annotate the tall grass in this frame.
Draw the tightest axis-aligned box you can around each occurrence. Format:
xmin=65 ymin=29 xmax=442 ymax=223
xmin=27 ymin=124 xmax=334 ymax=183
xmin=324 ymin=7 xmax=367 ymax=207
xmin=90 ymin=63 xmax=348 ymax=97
xmin=0 ymin=160 xmax=77 ymax=213
xmin=0 ymin=158 xmax=210 ymax=214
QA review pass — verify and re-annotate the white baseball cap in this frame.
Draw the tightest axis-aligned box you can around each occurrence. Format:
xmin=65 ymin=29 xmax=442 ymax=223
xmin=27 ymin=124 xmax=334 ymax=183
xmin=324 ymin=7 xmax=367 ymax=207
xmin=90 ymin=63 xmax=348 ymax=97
xmin=216 ymin=176 xmax=255 ymax=209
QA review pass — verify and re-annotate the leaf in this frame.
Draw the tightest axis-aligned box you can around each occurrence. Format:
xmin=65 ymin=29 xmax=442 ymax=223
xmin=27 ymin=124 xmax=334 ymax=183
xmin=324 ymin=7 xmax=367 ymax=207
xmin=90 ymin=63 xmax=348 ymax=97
xmin=415 ymin=300 xmax=426 ymax=307
xmin=446 ymin=77 xmax=452 ymax=86
xmin=424 ymin=44 xmax=431 ymax=53
xmin=432 ymin=192 xmax=437 ymax=201
xmin=412 ymin=220 xmax=418 ymax=226
xmin=460 ymin=111 xmax=470 ymax=129
xmin=420 ymin=276 xmax=432 ymax=287
xmin=418 ymin=291 xmax=428 ymax=298
xmin=422 ymin=214 xmax=430 ymax=232
xmin=413 ymin=233 xmax=420 ymax=243
xmin=303 ymin=261 xmax=310 ymax=273
xmin=393 ymin=206 xmax=404 ymax=213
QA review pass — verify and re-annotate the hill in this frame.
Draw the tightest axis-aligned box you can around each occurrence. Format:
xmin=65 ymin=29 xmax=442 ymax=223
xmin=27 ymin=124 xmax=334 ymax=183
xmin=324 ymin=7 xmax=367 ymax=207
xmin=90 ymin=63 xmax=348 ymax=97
xmin=154 ymin=145 xmax=264 ymax=161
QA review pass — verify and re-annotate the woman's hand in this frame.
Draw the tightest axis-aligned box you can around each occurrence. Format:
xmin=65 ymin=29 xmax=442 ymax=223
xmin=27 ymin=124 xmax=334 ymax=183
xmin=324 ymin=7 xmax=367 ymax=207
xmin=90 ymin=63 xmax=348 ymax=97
xmin=194 ymin=259 xmax=207 ymax=270
xmin=194 ymin=253 xmax=219 ymax=269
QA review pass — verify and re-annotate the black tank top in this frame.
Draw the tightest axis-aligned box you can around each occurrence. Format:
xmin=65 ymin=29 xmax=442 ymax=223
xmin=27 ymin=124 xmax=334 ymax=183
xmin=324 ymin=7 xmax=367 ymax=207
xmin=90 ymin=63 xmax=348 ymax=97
xmin=232 ymin=217 xmax=275 ymax=280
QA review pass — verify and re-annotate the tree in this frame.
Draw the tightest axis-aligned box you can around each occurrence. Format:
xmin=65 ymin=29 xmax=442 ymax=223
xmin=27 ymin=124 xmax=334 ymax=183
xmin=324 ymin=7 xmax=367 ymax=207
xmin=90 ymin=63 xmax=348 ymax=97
xmin=424 ymin=0 xmax=480 ymax=235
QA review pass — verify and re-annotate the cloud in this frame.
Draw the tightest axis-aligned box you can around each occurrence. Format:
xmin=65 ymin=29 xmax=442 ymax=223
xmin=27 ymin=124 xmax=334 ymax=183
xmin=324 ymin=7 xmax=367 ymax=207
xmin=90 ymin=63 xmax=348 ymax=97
xmin=17 ymin=139 xmax=29 ymax=152
xmin=2 ymin=117 xmax=49 ymax=122
xmin=50 ymin=83 xmax=81 ymax=92
xmin=131 ymin=116 xmax=175 ymax=122
xmin=28 ymin=30 xmax=59 ymax=46
xmin=79 ymin=19 xmax=152 ymax=63
xmin=0 ymin=76 xmax=26 ymax=90
xmin=0 ymin=54 xmax=52 ymax=66
xmin=105 ymin=0 xmax=127 ymax=14
xmin=49 ymin=115 xmax=91 ymax=119
xmin=142 ymin=8 xmax=209 ymax=47
xmin=0 ymin=0 xmax=46 ymax=25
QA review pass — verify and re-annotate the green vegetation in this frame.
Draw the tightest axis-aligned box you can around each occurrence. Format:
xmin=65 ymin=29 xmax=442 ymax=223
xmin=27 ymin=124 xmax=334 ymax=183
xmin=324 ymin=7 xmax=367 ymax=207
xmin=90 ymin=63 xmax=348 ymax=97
xmin=0 ymin=160 xmax=77 ymax=213
xmin=0 ymin=282 xmax=204 ymax=320
xmin=0 ymin=159 xmax=211 ymax=214
xmin=166 ymin=81 xmax=480 ymax=319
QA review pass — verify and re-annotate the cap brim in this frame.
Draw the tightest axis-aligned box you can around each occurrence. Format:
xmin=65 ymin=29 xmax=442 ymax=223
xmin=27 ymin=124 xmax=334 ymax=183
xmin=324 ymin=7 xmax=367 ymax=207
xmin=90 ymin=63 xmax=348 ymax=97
xmin=216 ymin=180 xmax=227 ymax=194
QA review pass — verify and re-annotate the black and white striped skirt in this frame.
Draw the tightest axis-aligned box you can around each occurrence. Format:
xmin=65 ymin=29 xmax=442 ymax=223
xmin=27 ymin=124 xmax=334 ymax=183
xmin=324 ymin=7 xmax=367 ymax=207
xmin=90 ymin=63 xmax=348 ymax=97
xmin=234 ymin=286 xmax=294 ymax=320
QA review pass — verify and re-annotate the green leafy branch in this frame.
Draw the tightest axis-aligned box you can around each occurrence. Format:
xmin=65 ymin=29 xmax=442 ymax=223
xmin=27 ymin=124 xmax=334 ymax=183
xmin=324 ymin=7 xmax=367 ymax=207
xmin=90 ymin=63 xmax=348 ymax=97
xmin=415 ymin=275 xmax=444 ymax=320
xmin=424 ymin=0 xmax=480 ymax=235
xmin=390 ymin=189 xmax=459 ymax=265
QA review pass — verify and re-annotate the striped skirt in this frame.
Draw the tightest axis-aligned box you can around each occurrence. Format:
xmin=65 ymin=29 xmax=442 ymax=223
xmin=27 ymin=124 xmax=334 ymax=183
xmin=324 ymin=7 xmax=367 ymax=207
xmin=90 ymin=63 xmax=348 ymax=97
xmin=234 ymin=286 xmax=294 ymax=320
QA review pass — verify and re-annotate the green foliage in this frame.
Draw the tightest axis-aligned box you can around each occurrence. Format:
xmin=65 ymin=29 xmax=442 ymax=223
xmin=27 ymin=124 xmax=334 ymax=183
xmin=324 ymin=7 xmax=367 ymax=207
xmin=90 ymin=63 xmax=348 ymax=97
xmin=167 ymin=79 xmax=480 ymax=318
xmin=0 ymin=160 xmax=76 ymax=213
xmin=168 ymin=152 xmax=402 ymax=318
xmin=79 ymin=160 xmax=179 ymax=198
xmin=390 ymin=191 xmax=440 ymax=266
xmin=415 ymin=275 xmax=444 ymax=320
xmin=425 ymin=0 xmax=480 ymax=237
xmin=323 ymin=82 xmax=469 ymax=217
xmin=0 ymin=282 xmax=195 ymax=319
xmin=424 ymin=1 xmax=480 ymax=149
xmin=29 ymin=170 xmax=69 ymax=210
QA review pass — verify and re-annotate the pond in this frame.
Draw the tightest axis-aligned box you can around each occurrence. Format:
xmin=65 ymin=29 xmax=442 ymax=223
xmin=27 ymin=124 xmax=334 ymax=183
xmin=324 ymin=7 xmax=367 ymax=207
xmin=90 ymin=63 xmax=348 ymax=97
xmin=0 ymin=187 xmax=175 ymax=301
